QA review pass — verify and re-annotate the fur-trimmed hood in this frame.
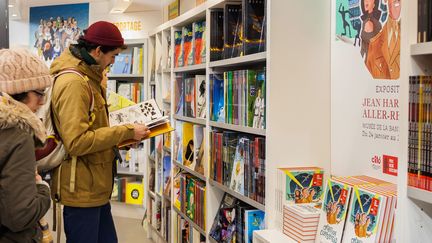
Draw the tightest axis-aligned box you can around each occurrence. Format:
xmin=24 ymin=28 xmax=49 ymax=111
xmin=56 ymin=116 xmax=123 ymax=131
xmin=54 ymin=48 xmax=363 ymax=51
xmin=0 ymin=92 xmax=46 ymax=143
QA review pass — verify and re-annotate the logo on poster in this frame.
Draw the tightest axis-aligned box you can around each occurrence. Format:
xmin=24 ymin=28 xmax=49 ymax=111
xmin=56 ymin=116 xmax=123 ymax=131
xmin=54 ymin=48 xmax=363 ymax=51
xmin=371 ymin=155 xmax=381 ymax=170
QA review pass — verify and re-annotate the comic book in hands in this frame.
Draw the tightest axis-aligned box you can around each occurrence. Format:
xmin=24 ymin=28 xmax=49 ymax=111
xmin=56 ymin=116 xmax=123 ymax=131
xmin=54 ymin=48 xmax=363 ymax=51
xmin=109 ymin=99 xmax=174 ymax=147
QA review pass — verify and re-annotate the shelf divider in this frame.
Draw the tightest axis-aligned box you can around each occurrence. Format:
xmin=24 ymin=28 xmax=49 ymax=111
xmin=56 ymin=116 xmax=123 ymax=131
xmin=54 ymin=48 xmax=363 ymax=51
xmin=173 ymin=160 xmax=207 ymax=181
xmin=209 ymin=121 xmax=266 ymax=136
xmin=209 ymin=179 xmax=265 ymax=211
xmin=407 ymin=186 xmax=432 ymax=204
xmin=174 ymin=114 xmax=206 ymax=125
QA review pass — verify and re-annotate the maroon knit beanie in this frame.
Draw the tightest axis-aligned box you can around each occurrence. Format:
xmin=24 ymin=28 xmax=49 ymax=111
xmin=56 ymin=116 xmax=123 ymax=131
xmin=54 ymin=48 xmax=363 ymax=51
xmin=82 ymin=21 xmax=125 ymax=47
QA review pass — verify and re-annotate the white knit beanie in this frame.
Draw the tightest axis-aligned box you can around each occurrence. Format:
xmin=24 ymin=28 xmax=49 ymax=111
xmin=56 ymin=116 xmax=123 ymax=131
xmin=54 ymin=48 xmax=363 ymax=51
xmin=0 ymin=49 xmax=53 ymax=95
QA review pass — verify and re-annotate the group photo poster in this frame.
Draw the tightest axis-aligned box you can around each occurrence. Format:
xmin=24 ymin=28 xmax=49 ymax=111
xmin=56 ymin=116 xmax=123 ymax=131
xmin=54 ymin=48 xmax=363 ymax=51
xmin=30 ymin=3 xmax=89 ymax=66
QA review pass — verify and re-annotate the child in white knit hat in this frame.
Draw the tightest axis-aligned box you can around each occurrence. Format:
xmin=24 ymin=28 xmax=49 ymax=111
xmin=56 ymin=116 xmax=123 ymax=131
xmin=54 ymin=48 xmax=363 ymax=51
xmin=0 ymin=49 xmax=53 ymax=243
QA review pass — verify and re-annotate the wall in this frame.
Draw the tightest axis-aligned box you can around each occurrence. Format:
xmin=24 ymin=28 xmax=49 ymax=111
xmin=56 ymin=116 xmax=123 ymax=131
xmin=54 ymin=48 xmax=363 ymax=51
xmin=266 ymin=0 xmax=331 ymax=229
xmin=8 ymin=0 xmax=162 ymax=48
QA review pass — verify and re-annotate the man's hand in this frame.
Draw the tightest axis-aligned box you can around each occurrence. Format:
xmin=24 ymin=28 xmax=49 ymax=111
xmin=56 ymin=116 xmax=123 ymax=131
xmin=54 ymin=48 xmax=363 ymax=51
xmin=133 ymin=124 xmax=150 ymax=141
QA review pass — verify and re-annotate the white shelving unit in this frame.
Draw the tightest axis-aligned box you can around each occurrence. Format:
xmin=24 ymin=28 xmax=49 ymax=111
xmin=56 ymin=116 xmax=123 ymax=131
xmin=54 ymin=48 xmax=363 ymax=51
xmin=411 ymin=42 xmax=432 ymax=56
xmin=107 ymin=39 xmax=149 ymax=215
xmin=147 ymin=1 xmax=268 ymax=242
xmin=407 ymin=186 xmax=432 ymax=204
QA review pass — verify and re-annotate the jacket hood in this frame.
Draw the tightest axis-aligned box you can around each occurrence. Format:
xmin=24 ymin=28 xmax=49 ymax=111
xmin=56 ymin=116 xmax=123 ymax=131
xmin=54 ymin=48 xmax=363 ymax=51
xmin=50 ymin=47 xmax=103 ymax=83
xmin=0 ymin=92 xmax=46 ymax=143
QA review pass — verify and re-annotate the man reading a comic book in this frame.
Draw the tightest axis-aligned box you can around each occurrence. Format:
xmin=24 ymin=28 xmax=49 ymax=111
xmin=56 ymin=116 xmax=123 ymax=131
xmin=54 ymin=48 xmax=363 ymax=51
xmin=49 ymin=21 xmax=150 ymax=243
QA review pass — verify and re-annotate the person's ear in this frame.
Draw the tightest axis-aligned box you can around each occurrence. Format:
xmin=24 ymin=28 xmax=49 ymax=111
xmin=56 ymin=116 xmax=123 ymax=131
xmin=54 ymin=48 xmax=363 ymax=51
xmin=95 ymin=46 xmax=102 ymax=57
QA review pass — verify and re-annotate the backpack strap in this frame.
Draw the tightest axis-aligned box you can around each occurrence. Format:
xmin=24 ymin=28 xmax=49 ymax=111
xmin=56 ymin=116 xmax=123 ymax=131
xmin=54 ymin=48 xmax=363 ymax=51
xmin=54 ymin=68 xmax=95 ymax=194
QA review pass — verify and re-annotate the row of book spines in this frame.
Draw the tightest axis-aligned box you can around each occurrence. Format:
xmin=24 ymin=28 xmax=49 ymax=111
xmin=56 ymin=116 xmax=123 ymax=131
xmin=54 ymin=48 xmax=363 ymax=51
xmin=210 ymin=131 xmax=266 ymax=204
xmin=108 ymin=81 xmax=145 ymax=104
xmin=209 ymin=1 xmax=266 ymax=62
xmin=173 ymin=213 xmax=206 ymax=243
xmin=162 ymin=206 xmax=171 ymax=241
xmin=409 ymin=76 xmax=432 ymax=123
xmin=174 ymin=20 xmax=206 ymax=68
xmin=149 ymin=197 xmax=162 ymax=230
xmin=408 ymin=172 xmax=432 ymax=191
xmin=417 ymin=0 xmax=432 ymax=43
xmin=408 ymin=122 xmax=432 ymax=172
xmin=177 ymin=173 xmax=206 ymax=230
xmin=209 ymin=69 xmax=266 ymax=129
xmin=175 ymin=75 xmax=206 ymax=119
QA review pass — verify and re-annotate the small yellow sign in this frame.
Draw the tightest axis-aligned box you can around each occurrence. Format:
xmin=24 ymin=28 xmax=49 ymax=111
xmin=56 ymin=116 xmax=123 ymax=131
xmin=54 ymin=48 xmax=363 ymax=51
xmin=113 ymin=21 xmax=142 ymax=32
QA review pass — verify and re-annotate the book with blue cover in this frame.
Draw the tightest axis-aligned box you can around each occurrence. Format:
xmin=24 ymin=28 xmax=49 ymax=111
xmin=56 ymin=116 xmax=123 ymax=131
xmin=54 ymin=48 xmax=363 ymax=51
xmin=111 ymin=51 xmax=133 ymax=74
xmin=244 ymin=209 xmax=265 ymax=243
xmin=211 ymin=74 xmax=225 ymax=123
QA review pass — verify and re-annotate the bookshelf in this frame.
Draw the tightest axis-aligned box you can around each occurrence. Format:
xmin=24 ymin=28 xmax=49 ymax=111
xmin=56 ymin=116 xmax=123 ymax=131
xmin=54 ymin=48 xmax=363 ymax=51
xmin=410 ymin=42 xmax=432 ymax=56
xmin=147 ymin=0 xmax=268 ymax=242
xmin=107 ymin=39 xmax=148 ymax=210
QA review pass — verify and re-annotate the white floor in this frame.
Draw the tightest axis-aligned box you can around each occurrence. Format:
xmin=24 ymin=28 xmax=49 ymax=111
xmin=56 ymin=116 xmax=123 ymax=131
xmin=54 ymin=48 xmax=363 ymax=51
xmin=44 ymin=202 xmax=155 ymax=243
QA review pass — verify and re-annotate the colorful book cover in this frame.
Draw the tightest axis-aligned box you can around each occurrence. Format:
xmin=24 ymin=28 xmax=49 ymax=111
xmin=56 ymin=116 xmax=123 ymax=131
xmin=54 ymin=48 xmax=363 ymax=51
xmin=244 ymin=209 xmax=265 ymax=243
xmin=183 ymin=25 xmax=194 ymax=66
xmin=243 ymin=0 xmax=266 ymax=55
xmin=211 ymin=74 xmax=225 ymax=122
xmin=175 ymin=76 xmax=184 ymax=115
xmin=209 ymin=193 xmax=238 ymax=241
xmin=230 ymin=137 xmax=246 ymax=194
xmin=111 ymin=51 xmax=132 ymax=74
xmin=247 ymin=69 xmax=266 ymax=129
xmin=174 ymin=31 xmax=183 ymax=67
xmin=174 ymin=121 xmax=183 ymax=163
xmin=184 ymin=77 xmax=196 ymax=117
xmin=317 ymin=179 xmax=353 ymax=243
xmin=195 ymin=75 xmax=206 ymax=118
xmin=193 ymin=20 xmax=206 ymax=64
xmin=210 ymin=10 xmax=224 ymax=61
xmin=246 ymin=70 xmax=257 ymax=127
xmin=163 ymin=155 xmax=172 ymax=195
xmin=281 ymin=167 xmax=324 ymax=204
xmin=125 ymin=181 xmax=143 ymax=205
xmin=254 ymin=70 xmax=266 ymax=129
xmin=223 ymin=4 xmax=243 ymax=59
xmin=107 ymin=91 xmax=136 ymax=112
xmin=173 ymin=170 xmax=182 ymax=210
xmin=193 ymin=125 xmax=204 ymax=173
xmin=343 ymin=187 xmax=384 ymax=243
xmin=182 ymin=122 xmax=194 ymax=167
xmin=186 ymin=178 xmax=196 ymax=221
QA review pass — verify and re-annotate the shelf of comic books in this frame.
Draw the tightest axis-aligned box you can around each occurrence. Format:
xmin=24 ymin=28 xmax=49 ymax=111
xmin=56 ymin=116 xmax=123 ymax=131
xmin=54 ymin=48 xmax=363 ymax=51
xmin=208 ymin=179 xmax=265 ymax=211
xmin=208 ymin=193 xmax=266 ymax=243
xmin=174 ymin=160 xmax=207 ymax=181
xmin=407 ymin=186 xmax=432 ymax=204
xmin=173 ymin=206 xmax=207 ymax=236
xmin=174 ymin=114 xmax=206 ymax=125
xmin=209 ymin=52 xmax=267 ymax=68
